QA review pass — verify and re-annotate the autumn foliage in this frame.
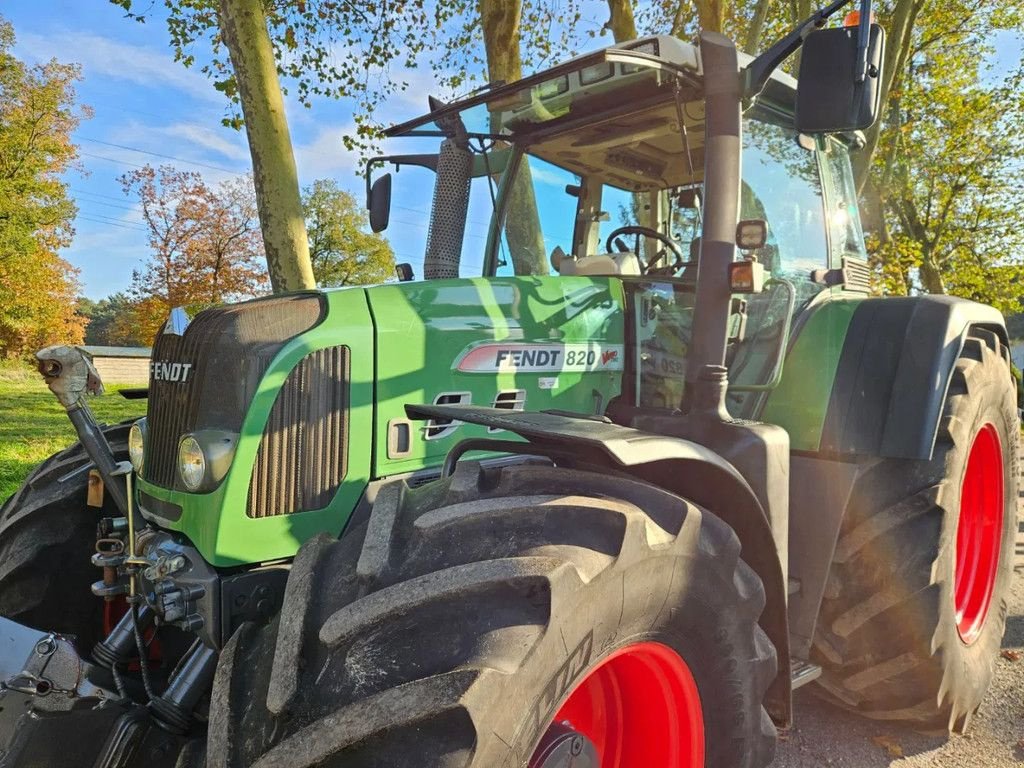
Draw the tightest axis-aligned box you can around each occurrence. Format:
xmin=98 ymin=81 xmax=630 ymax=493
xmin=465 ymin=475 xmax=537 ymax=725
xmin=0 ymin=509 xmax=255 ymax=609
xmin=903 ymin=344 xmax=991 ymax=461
xmin=0 ymin=18 xmax=88 ymax=358
xmin=119 ymin=164 xmax=269 ymax=344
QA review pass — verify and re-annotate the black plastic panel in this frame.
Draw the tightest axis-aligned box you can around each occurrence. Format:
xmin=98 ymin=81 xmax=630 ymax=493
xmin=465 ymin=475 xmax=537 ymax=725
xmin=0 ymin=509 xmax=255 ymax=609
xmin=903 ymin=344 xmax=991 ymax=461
xmin=144 ymin=294 xmax=324 ymax=489
xmin=820 ymin=296 xmax=1006 ymax=460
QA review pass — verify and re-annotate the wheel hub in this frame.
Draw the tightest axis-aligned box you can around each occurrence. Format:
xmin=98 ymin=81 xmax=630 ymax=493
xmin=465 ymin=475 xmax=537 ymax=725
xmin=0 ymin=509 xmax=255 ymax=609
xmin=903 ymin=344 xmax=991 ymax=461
xmin=530 ymin=724 xmax=600 ymax=768
xmin=529 ymin=641 xmax=704 ymax=767
xmin=955 ymin=422 xmax=1004 ymax=645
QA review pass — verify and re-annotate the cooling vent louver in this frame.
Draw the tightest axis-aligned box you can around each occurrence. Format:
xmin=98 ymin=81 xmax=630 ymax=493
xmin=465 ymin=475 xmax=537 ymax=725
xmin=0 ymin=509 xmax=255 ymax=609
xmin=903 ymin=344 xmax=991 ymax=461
xmin=246 ymin=346 xmax=350 ymax=518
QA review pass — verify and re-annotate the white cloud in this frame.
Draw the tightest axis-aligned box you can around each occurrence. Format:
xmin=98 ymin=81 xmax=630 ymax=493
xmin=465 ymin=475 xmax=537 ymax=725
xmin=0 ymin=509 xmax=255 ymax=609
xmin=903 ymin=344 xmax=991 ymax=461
xmin=293 ymin=124 xmax=361 ymax=183
xmin=159 ymin=123 xmax=251 ymax=163
xmin=15 ymin=30 xmax=220 ymax=105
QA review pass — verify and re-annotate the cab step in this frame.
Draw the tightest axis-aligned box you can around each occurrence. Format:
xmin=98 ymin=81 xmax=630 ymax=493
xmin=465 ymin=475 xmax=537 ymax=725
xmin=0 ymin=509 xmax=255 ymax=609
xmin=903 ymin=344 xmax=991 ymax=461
xmin=790 ymin=659 xmax=822 ymax=690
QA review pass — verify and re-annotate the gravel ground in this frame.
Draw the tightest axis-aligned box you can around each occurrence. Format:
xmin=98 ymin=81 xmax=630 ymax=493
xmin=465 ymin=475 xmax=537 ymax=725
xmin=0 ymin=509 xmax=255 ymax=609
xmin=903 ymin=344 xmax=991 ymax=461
xmin=772 ymin=568 xmax=1024 ymax=767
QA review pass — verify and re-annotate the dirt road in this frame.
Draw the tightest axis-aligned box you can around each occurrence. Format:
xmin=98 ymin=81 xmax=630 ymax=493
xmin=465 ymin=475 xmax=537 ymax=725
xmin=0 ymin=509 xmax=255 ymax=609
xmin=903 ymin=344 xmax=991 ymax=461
xmin=772 ymin=569 xmax=1024 ymax=767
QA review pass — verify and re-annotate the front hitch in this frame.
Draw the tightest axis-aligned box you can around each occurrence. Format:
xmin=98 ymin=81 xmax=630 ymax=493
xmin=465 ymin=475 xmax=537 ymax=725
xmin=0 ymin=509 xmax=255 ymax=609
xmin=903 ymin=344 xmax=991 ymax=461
xmin=35 ymin=345 xmax=130 ymax=516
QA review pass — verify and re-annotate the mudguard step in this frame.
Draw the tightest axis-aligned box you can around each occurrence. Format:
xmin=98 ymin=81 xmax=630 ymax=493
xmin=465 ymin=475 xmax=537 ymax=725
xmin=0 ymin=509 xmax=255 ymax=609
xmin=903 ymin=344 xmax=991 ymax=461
xmin=790 ymin=659 xmax=822 ymax=690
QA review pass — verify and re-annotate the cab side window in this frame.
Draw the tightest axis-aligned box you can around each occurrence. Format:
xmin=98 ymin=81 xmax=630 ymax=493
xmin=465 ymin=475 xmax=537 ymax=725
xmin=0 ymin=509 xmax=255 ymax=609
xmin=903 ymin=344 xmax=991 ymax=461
xmin=821 ymin=138 xmax=868 ymax=266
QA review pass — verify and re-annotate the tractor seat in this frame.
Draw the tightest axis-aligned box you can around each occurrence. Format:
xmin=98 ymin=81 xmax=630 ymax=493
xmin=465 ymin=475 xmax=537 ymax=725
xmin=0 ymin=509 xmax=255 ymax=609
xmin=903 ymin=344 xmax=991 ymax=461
xmin=551 ymin=247 xmax=642 ymax=276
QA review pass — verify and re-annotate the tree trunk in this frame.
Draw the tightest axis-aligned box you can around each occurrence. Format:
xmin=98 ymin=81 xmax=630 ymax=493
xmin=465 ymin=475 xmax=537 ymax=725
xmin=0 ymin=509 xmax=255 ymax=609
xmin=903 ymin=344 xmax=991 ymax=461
xmin=853 ymin=0 xmax=920 ymax=193
xmin=606 ymin=0 xmax=638 ymax=41
xmin=478 ymin=0 xmax=547 ymax=275
xmin=744 ymin=0 xmax=772 ymax=54
xmin=695 ymin=0 xmax=725 ymax=33
xmin=919 ymin=255 xmax=945 ymax=294
xmin=218 ymin=0 xmax=314 ymax=293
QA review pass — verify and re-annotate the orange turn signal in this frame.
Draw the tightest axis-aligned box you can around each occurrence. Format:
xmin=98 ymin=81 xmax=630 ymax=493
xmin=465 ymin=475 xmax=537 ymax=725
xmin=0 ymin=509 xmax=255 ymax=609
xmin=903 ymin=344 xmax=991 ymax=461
xmin=728 ymin=260 xmax=765 ymax=294
xmin=843 ymin=10 xmax=877 ymax=26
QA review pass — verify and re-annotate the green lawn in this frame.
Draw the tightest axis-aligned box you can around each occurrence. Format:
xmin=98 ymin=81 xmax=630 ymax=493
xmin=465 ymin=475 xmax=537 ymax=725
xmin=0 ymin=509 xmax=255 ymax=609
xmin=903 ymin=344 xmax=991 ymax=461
xmin=0 ymin=365 xmax=146 ymax=501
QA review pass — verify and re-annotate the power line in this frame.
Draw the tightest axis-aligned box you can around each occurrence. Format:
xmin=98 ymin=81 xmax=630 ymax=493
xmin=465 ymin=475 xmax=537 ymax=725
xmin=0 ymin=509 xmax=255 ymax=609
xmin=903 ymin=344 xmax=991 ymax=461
xmin=76 ymin=197 xmax=139 ymax=213
xmin=77 ymin=215 xmax=148 ymax=232
xmin=78 ymin=136 xmax=245 ymax=175
xmin=80 ymin=151 xmax=150 ymax=170
xmin=77 ymin=212 xmax=147 ymax=230
xmin=71 ymin=186 xmax=133 ymax=203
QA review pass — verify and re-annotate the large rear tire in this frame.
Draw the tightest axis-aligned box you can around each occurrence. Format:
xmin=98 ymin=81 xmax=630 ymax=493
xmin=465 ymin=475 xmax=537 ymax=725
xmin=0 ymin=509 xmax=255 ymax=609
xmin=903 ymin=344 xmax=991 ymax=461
xmin=811 ymin=331 xmax=1019 ymax=732
xmin=208 ymin=463 xmax=778 ymax=767
xmin=0 ymin=422 xmax=130 ymax=652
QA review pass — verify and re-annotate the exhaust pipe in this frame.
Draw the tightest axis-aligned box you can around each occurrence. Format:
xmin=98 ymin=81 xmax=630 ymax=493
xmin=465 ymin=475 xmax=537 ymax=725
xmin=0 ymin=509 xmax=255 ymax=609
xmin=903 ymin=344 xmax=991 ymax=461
xmin=684 ymin=32 xmax=743 ymax=408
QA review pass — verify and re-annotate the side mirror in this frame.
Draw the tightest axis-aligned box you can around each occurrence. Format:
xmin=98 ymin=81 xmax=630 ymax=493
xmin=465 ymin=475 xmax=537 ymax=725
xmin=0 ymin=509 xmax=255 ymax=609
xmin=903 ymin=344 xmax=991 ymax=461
xmin=367 ymin=173 xmax=392 ymax=233
xmin=795 ymin=23 xmax=885 ymax=134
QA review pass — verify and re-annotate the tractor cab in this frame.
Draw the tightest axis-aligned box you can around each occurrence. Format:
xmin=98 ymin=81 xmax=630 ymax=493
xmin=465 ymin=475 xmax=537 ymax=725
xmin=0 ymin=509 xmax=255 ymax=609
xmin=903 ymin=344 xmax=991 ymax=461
xmin=372 ymin=34 xmax=871 ymax=417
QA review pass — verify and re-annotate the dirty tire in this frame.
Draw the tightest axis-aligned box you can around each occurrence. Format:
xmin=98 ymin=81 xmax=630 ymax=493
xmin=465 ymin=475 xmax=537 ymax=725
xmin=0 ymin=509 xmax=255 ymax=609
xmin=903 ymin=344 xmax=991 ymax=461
xmin=812 ymin=331 xmax=1020 ymax=732
xmin=208 ymin=463 xmax=777 ymax=768
xmin=0 ymin=422 xmax=131 ymax=652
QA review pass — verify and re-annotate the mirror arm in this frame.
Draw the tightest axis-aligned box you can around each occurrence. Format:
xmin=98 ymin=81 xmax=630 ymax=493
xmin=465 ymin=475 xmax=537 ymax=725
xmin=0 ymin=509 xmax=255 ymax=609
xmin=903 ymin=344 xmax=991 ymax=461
xmin=741 ymin=0 xmax=853 ymax=101
xmin=364 ymin=154 xmax=440 ymax=208
xmin=854 ymin=0 xmax=873 ymax=82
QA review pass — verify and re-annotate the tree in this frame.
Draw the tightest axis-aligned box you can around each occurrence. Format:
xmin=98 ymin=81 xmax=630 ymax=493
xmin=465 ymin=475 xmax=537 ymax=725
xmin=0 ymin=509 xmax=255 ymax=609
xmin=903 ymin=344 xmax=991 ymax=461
xmin=0 ymin=16 xmax=88 ymax=358
xmin=120 ymin=164 xmax=269 ymax=343
xmin=78 ymin=293 xmax=148 ymax=346
xmin=302 ymin=180 xmax=395 ymax=287
xmin=110 ymin=0 xmax=438 ymax=294
xmin=868 ymin=2 xmax=1024 ymax=310
xmin=217 ymin=0 xmax=313 ymax=293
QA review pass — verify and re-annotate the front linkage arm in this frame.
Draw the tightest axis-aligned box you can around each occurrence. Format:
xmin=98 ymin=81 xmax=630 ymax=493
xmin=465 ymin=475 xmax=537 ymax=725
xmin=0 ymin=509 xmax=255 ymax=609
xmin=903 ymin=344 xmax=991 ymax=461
xmin=35 ymin=345 xmax=130 ymax=517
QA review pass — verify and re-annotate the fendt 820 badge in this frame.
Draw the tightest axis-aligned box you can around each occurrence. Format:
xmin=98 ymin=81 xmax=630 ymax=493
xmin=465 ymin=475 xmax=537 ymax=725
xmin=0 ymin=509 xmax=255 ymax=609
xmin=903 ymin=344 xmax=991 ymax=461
xmin=1 ymin=1 xmax=1020 ymax=767
xmin=455 ymin=342 xmax=625 ymax=373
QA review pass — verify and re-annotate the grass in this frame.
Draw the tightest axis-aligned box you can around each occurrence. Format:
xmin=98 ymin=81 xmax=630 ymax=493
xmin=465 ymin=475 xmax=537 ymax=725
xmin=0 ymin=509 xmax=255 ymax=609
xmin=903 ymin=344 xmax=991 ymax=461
xmin=0 ymin=362 xmax=146 ymax=501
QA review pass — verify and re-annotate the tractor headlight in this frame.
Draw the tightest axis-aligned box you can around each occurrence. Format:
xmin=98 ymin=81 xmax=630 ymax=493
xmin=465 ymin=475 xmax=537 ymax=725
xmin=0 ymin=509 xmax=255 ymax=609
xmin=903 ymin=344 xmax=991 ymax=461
xmin=177 ymin=431 xmax=238 ymax=492
xmin=178 ymin=436 xmax=206 ymax=492
xmin=128 ymin=419 xmax=147 ymax=474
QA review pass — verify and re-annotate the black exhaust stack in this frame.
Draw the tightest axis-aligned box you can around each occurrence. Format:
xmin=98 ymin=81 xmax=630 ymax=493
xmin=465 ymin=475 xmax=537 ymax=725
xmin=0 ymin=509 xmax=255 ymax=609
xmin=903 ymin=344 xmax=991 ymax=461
xmin=684 ymin=32 xmax=742 ymax=406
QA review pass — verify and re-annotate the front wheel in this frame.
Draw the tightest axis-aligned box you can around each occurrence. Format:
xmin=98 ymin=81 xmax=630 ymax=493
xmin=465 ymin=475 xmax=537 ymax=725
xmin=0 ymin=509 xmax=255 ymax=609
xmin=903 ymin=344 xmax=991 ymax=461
xmin=208 ymin=463 xmax=777 ymax=767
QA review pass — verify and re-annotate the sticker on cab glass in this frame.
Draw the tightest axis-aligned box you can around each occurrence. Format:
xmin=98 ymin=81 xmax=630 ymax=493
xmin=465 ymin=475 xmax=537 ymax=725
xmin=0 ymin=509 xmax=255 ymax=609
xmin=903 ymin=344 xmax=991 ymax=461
xmin=454 ymin=343 xmax=624 ymax=373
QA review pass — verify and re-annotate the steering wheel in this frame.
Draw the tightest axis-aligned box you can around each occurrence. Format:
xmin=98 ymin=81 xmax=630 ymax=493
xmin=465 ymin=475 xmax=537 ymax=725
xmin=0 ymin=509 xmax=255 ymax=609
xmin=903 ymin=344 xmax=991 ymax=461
xmin=605 ymin=226 xmax=686 ymax=275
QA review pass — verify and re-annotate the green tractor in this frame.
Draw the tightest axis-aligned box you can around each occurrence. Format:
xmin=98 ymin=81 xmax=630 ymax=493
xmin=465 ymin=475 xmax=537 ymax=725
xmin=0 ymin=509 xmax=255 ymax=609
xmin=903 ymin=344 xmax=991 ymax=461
xmin=1 ymin=2 xmax=1019 ymax=766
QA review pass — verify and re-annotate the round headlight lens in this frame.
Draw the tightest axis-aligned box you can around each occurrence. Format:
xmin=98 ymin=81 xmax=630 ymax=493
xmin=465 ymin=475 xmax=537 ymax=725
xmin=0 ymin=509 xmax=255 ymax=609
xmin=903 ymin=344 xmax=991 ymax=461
xmin=178 ymin=436 xmax=206 ymax=492
xmin=128 ymin=419 xmax=146 ymax=473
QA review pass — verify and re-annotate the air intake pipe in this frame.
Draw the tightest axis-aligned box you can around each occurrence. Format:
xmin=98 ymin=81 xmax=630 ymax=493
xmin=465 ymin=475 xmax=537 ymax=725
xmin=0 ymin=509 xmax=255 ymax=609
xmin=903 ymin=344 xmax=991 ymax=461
xmin=423 ymin=97 xmax=473 ymax=279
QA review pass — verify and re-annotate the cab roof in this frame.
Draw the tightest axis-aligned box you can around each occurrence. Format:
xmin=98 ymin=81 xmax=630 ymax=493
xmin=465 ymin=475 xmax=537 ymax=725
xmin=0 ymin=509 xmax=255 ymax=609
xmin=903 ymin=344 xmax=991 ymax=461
xmin=385 ymin=35 xmax=798 ymax=142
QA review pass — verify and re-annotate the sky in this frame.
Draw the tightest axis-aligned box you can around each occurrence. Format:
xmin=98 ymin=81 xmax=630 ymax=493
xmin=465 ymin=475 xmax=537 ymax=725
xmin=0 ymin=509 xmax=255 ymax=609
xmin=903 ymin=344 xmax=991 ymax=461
xmin=5 ymin=3 xmax=1022 ymax=300
xmin=4 ymin=0 xmax=502 ymax=299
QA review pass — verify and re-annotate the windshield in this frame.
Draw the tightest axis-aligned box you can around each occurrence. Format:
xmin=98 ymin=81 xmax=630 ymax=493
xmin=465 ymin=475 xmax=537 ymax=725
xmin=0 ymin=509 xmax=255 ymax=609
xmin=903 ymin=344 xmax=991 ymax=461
xmin=490 ymin=114 xmax=834 ymax=283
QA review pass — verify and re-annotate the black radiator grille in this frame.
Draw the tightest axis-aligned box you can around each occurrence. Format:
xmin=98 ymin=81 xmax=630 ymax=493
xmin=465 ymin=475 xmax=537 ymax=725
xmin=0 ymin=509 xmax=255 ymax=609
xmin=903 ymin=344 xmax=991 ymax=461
xmin=247 ymin=346 xmax=350 ymax=518
xmin=145 ymin=294 xmax=324 ymax=489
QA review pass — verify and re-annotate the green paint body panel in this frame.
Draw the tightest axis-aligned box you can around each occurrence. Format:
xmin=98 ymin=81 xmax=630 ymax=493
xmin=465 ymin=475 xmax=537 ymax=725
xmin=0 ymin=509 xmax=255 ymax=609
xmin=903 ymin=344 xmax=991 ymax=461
xmin=134 ymin=273 xmax=865 ymax=567
xmin=136 ymin=288 xmax=376 ymax=566
xmin=369 ymin=276 xmax=625 ymax=477
xmin=137 ymin=277 xmax=624 ymax=567
xmin=760 ymin=293 xmax=864 ymax=452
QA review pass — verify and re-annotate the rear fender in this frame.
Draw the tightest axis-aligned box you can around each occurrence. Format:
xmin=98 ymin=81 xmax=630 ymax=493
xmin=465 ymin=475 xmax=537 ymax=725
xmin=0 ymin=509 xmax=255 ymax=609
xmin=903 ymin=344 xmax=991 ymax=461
xmin=820 ymin=295 xmax=1007 ymax=460
xmin=404 ymin=404 xmax=794 ymax=725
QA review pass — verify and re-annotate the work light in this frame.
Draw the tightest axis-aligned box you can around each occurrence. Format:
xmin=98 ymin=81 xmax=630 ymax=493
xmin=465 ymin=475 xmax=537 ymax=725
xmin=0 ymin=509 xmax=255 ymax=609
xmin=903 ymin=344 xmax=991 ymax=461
xmin=128 ymin=419 xmax=146 ymax=474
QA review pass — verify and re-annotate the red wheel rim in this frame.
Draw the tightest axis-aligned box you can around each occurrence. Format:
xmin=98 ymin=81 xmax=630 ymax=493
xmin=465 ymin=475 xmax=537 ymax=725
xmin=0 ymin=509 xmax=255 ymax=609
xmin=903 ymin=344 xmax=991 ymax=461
xmin=532 ymin=641 xmax=704 ymax=767
xmin=955 ymin=423 xmax=1004 ymax=645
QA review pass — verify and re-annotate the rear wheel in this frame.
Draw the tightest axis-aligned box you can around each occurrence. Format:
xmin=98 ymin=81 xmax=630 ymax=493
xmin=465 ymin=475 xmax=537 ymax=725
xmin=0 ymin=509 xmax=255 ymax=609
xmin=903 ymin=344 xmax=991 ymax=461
xmin=0 ymin=422 xmax=130 ymax=652
xmin=208 ymin=463 xmax=777 ymax=767
xmin=812 ymin=331 xmax=1019 ymax=731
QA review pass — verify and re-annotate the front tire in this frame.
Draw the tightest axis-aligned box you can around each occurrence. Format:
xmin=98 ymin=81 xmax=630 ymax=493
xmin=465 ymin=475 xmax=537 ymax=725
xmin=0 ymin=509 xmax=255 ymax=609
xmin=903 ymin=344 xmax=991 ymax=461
xmin=812 ymin=331 xmax=1019 ymax=731
xmin=208 ymin=463 xmax=777 ymax=767
xmin=0 ymin=422 xmax=131 ymax=652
